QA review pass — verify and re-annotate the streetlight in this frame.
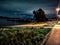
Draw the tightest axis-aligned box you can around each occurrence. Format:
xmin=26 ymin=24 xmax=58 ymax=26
xmin=56 ymin=8 xmax=60 ymax=11
xmin=56 ymin=8 xmax=60 ymax=23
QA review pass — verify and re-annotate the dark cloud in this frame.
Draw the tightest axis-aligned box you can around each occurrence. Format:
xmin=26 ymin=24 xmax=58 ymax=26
xmin=0 ymin=0 xmax=59 ymax=18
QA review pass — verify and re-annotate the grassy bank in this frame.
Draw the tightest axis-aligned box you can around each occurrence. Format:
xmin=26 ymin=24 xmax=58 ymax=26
xmin=0 ymin=27 xmax=51 ymax=45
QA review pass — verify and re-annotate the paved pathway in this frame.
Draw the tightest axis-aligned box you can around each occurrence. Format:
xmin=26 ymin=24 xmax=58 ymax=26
xmin=6 ymin=23 xmax=47 ymax=27
xmin=5 ymin=21 xmax=55 ymax=28
xmin=45 ymin=24 xmax=60 ymax=45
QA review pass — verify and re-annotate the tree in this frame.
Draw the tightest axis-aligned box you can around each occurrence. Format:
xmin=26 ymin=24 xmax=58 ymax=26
xmin=33 ymin=8 xmax=48 ymax=22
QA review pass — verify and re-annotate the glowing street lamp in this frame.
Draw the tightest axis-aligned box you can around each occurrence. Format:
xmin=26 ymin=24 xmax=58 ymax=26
xmin=56 ymin=8 xmax=60 ymax=16
xmin=56 ymin=8 xmax=60 ymax=11
xmin=56 ymin=8 xmax=60 ymax=23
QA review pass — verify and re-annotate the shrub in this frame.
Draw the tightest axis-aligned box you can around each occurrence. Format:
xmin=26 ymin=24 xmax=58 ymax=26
xmin=0 ymin=27 xmax=51 ymax=45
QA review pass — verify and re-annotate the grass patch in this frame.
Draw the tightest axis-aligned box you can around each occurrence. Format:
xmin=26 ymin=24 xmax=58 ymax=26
xmin=44 ymin=22 xmax=56 ymax=27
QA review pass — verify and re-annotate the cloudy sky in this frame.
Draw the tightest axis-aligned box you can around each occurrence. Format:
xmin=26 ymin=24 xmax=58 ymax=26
xmin=0 ymin=0 xmax=59 ymax=18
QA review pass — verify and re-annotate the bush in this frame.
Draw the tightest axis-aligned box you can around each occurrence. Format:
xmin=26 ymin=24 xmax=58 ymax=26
xmin=0 ymin=27 xmax=51 ymax=45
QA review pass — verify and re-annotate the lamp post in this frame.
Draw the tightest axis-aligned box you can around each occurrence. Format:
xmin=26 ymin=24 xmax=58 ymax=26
xmin=56 ymin=8 xmax=60 ymax=23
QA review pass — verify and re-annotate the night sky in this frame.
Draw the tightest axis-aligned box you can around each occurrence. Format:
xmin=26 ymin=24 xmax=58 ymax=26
xmin=0 ymin=0 xmax=59 ymax=18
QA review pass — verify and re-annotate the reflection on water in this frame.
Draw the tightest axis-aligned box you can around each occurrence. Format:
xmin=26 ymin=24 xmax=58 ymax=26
xmin=0 ymin=18 xmax=25 ymax=26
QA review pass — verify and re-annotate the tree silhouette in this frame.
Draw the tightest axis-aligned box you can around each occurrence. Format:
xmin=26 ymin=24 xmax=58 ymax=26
xmin=33 ymin=8 xmax=48 ymax=22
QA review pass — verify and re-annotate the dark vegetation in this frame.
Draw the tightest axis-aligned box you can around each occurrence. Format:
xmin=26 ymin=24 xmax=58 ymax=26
xmin=33 ymin=8 xmax=48 ymax=22
xmin=0 ymin=27 xmax=51 ymax=45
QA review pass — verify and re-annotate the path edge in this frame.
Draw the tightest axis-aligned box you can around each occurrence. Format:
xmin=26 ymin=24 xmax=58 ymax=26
xmin=41 ymin=30 xmax=52 ymax=45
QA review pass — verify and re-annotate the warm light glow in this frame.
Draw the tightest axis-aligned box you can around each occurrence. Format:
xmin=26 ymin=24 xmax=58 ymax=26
xmin=56 ymin=8 xmax=60 ymax=11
